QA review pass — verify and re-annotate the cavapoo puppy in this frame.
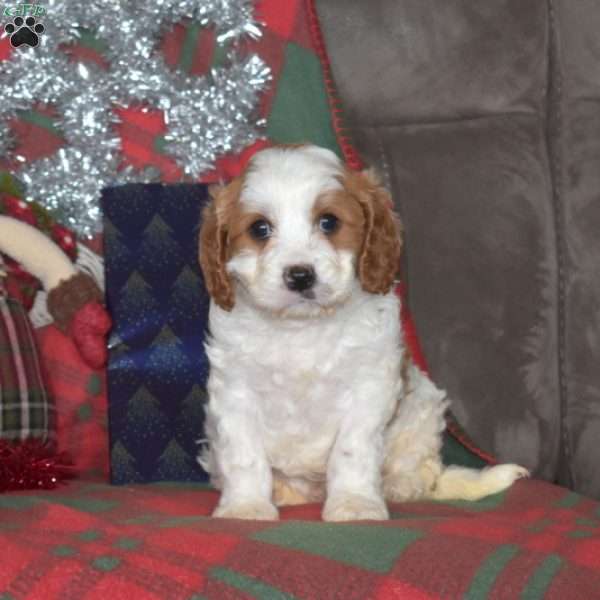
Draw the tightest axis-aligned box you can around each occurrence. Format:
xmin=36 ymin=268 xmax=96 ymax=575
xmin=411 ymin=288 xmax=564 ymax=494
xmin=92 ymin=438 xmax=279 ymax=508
xmin=198 ymin=144 xmax=527 ymax=521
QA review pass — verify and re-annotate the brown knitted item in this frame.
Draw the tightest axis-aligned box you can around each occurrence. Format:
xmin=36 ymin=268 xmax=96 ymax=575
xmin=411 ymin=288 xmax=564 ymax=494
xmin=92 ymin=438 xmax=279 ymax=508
xmin=46 ymin=272 xmax=103 ymax=334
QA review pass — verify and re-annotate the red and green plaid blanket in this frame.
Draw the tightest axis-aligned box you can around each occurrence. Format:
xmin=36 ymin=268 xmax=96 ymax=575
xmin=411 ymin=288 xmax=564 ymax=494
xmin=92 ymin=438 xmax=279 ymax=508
xmin=2 ymin=478 xmax=600 ymax=599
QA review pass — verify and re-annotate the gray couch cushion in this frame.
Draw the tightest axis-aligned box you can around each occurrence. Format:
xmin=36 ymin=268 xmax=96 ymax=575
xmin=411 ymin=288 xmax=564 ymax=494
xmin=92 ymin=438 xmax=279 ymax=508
xmin=555 ymin=0 xmax=600 ymax=497
xmin=378 ymin=117 xmax=560 ymax=481
xmin=317 ymin=0 xmax=548 ymax=125
xmin=317 ymin=0 xmax=573 ymax=484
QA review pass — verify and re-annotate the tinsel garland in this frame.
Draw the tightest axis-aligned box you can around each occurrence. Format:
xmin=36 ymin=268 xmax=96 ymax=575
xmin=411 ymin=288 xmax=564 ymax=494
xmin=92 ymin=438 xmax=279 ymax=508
xmin=0 ymin=440 xmax=76 ymax=492
xmin=1 ymin=0 xmax=271 ymax=238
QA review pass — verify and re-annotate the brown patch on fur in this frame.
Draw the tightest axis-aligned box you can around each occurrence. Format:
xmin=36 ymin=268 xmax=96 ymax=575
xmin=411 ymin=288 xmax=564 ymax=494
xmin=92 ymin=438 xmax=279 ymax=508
xmin=272 ymin=477 xmax=311 ymax=506
xmin=198 ymin=178 xmax=242 ymax=311
xmin=276 ymin=142 xmax=311 ymax=151
xmin=327 ymin=169 xmax=402 ymax=294
xmin=199 ymin=178 xmax=273 ymax=310
xmin=272 ymin=474 xmax=326 ymax=506
xmin=226 ymin=210 xmax=270 ymax=258
xmin=312 ymin=189 xmax=366 ymax=254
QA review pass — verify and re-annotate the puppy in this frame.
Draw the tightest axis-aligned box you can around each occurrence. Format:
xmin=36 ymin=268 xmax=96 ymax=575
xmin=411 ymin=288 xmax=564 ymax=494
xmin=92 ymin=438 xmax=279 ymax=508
xmin=198 ymin=144 xmax=528 ymax=521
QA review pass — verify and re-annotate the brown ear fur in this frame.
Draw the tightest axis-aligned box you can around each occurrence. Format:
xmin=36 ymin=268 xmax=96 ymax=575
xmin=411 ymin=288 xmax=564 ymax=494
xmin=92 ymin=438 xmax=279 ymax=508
xmin=344 ymin=169 xmax=402 ymax=294
xmin=198 ymin=179 xmax=242 ymax=311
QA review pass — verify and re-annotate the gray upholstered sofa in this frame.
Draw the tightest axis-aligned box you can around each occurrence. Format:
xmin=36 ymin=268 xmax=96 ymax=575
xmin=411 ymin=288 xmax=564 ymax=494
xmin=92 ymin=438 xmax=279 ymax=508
xmin=318 ymin=0 xmax=600 ymax=499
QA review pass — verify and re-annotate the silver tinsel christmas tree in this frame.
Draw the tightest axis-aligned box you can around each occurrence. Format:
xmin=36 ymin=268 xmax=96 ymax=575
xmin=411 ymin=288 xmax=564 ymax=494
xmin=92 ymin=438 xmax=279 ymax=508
xmin=0 ymin=1 xmax=271 ymax=237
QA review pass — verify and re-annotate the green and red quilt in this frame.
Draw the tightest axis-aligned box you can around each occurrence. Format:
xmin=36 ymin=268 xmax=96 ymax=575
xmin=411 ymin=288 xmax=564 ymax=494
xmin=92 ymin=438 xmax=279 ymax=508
xmin=2 ymin=478 xmax=600 ymax=599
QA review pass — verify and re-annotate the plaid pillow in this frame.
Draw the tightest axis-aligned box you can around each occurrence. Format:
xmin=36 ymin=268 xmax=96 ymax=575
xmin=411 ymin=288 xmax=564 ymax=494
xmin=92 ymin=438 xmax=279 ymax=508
xmin=0 ymin=276 xmax=55 ymax=442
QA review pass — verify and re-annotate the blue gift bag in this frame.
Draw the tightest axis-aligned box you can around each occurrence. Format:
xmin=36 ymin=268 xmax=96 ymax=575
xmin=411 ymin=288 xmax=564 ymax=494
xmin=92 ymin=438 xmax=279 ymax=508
xmin=102 ymin=184 xmax=211 ymax=484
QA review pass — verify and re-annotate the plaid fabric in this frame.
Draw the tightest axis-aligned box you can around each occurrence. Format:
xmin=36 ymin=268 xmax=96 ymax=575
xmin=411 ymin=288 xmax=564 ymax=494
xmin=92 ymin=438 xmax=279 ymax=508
xmin=1 ymin=478 xmax=600 ymax=599
xmin=0 ymin=281 xmax=54 ymax=442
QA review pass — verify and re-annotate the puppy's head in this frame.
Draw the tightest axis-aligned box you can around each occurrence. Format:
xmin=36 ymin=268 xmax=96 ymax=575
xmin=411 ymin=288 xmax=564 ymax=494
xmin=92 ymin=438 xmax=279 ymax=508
xmin=199 ymin=145 xmax=401 ymax=318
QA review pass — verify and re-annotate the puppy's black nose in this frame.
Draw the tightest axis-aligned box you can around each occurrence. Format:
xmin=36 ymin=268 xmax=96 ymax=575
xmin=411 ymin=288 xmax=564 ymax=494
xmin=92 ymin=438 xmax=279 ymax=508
xmin=283 ymin=264 xmax=316 ymax=292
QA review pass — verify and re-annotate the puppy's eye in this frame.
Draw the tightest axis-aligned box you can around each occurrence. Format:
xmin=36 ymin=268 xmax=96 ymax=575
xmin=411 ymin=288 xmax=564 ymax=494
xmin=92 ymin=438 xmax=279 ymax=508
xmin=249 ymin=219 xmax=273 ymax=240
xmin=318 ymin=213 xmax=339 ymax=234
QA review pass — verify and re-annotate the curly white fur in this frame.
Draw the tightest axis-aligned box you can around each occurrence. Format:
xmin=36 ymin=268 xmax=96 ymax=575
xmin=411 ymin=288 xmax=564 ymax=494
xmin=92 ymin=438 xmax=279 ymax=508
xmin=199 ymin=145 xmax=528 ymax=521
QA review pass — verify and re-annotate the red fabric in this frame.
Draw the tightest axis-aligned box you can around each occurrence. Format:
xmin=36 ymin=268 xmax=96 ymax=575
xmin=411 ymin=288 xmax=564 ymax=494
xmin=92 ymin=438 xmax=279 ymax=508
xmin=35 ymin=326 xmax=109 ymax=479
xmin=0 ymin=35 xmax=13 ymax=61
xmin=257 ymin=0 xmax=302 ymax=39
xmin=0 ymin=478 xmax=599 ymax=599
xmin=70 ymin=301 xmax=112 ymax=370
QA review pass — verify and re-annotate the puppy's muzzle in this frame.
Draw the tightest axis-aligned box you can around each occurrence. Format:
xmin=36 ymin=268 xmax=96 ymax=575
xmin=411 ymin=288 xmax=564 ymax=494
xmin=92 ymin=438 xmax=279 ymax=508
xmin=283 ymin=264 xmax=316 ymax=293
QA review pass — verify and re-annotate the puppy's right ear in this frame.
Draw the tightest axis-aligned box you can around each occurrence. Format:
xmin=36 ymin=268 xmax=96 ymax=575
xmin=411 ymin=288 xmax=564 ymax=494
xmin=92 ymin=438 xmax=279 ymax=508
xmin=199 ymin=181 xmax=239 ymax=311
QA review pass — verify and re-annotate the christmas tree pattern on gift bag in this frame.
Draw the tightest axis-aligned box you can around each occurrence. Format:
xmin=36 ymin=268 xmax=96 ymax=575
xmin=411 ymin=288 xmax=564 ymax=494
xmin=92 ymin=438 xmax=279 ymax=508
xmin=103 ymin=184 xmax=211 ymax=483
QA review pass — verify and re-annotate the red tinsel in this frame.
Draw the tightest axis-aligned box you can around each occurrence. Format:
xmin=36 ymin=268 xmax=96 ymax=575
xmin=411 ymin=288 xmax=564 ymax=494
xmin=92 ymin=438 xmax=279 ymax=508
xmin=0 ymin=440 xmax=77 ymax=493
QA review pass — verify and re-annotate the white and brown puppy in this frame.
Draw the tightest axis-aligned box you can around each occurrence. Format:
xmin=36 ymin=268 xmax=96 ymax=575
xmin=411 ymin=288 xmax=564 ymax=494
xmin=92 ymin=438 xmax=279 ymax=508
xmin=198 ymin=144 xmax=527 ymax=521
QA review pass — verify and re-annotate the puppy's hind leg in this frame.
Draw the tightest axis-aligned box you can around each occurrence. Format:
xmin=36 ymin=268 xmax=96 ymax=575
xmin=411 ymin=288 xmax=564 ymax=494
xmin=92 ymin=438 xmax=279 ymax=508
xmin=382 ymin=364 xmax=448 ymax=502
xmin=383 ymin=365 xmax=529 ymax=503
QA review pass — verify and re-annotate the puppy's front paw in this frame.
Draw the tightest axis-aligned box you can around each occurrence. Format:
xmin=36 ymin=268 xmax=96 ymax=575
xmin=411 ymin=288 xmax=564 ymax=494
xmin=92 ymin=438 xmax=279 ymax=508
xmin=213 ymin=498 xmax=279 ymax=521
xmin=323 ymin=493 xmax=389 ymax=522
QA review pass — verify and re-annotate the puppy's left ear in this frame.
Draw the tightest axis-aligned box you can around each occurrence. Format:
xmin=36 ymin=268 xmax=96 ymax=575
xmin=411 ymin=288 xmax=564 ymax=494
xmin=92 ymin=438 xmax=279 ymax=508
xmin=347 ymin=169 xmax=402 ymax=295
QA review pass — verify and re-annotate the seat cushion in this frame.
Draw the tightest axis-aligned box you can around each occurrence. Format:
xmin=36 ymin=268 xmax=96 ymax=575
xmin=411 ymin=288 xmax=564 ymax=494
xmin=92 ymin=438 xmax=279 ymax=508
xmin=1 ymin=478 xmax=600 ymax=599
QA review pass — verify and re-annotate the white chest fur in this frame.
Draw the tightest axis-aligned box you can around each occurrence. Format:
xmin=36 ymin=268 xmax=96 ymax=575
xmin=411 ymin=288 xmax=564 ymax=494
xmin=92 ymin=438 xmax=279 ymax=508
xmin=203 ymin=289 xmax=404 ymax=481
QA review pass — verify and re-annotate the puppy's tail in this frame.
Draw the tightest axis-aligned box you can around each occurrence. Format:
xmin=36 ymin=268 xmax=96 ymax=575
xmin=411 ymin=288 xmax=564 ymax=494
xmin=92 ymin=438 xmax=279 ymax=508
xmin=427 ymin=463 xmax=529 ymax=501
